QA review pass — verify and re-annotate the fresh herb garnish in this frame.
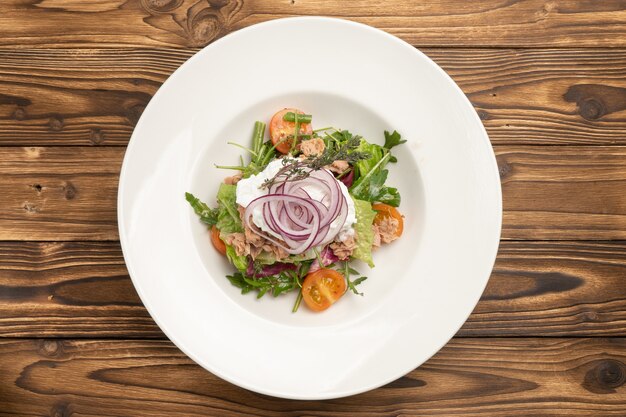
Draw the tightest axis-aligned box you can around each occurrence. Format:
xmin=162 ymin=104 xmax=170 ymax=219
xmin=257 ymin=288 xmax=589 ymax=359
xmin=261 ymin=129 xmax=370 ymax=189
xmin=215 ymin=121 xmax=278 ymax=178
xmin=343 ymin=262 xmax=367 ymax=296
xmin=185 ymin=192 xmax=219 ymax=226
xmin=226 ymin=262 xmax=310 ymax=312
xmin=384 ymin=130 xmax=407 ymax=150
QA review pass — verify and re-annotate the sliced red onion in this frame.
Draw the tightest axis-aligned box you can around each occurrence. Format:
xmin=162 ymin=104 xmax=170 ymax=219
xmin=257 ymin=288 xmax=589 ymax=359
xmin=242 ymin=166 xmax=348 ymax=255
xmin=339 ymin=169 xmax=354 ymax=187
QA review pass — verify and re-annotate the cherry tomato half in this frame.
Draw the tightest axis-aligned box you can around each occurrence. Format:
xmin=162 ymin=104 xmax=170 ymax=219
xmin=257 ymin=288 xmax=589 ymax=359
xmin=301 ymin=268 xmax=346 ymax=312
xmin=210 ymin=226 xmax=227 ymax=256
xmin=372 ymin=203 xmax=404 ymax=239
xmin=269 ymin=108 xmax=313 ymax=154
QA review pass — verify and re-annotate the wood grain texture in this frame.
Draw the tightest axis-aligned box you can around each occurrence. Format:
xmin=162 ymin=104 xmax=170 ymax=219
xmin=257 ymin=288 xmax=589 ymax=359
xmin=0 ymin=338 xmax=624 ymax=416
xmin=0 ymin=241 xmax=624 ymax=338
xmin=0 ymin=147 xmax=122 ymax=240
xmin=2 ymin=48 xmax=626 ymax=146
xmin=428 ymin=48 xmax=626 ymax=145
xmin=497 ymin=146 xmax=626 ymax=240
xmin=461 ymin=241 xmax=626 ymax=336
xmin=1 ymin=0 xmax=626 ymax=48
xmin=0 ymin=242 xmax=156 ymax=338
xmin=0 ymin=146 xmax=623 ymax=241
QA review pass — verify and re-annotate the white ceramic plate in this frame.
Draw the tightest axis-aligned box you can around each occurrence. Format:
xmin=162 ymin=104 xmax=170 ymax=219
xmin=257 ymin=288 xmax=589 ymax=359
xmin=118 ymin=17 xmax=501 ymax=400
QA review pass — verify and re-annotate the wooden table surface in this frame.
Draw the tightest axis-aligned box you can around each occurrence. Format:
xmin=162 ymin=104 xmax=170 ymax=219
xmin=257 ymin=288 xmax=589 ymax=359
xmin=1 ymin=1 xmax=625 ymax=415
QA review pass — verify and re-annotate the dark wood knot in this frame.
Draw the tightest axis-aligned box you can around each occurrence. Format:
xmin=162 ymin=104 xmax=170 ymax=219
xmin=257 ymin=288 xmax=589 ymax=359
xmin=476 ymin=110 xmax=490 ymax=120
xmin=48 ymin=116 xmax=64 ymax=132
xmin=564 ymin=84 xmax=626 ymax=121
xmin=208 ymin=0 xmax=230 ymax=8
xmin=50 ymin=401 xmax=73 ymax=417
xmin=141 ymin=0 xmax=182 ymax=13
xmin=63 ymin=182 xmax=76 ymax=200
xmin=38 ymin=339 xmax=63 ymax=358
xmin=12 ymin=107 xmax=27 ymax=121
xmin=595 ymin=360 xmax=626 ymax=389
xmin=188 ymin=9 xmax=223 ymax=46
xmin=496 ymin=156 xmax=512 ymax=179
xmin=89 ymin=128 xmax=104 ymax=145
xmin=125 ymin=102 xmax=146 ymax=126
xmin=578 ymin=98 xmax=605 ymax=121
xmin=583 ymin=359 xmax=626 ymax=394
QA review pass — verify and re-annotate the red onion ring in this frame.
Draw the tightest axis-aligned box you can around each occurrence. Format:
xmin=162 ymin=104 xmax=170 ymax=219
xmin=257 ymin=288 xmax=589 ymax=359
xmin=242 ymin=166 xmax=348 ymax=255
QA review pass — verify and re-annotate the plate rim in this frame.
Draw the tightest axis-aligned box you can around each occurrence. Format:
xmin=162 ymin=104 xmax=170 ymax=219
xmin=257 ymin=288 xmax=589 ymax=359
xmin=118 ymin=16 xmax=503 ymax=400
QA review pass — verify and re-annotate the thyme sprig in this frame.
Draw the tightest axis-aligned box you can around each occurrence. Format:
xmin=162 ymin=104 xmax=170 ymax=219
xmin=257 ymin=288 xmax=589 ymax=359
xmin=261 ymin=131 xmax=370 ymax=189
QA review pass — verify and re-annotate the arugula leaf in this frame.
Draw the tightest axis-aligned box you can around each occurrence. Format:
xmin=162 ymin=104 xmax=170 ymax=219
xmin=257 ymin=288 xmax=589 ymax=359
xmin=226 ymin=272 xmax=254 ymax=294
xmin=185 ymin=192 xmax=219 ymax=226
xmin=351 ymin=198 xmax=377 ymax=267
xmin=354 ymin=168 xmax=401 ymax=207
xmin=216 ymin=184 xmax=243 ymax=235
xmin=226 ymin=270 xmax=302 ymax=299
xmin=384 ymin=130 xmax=406 ymax=150
xmin=348 ymin=276 xmax=368 ymax=295
xmin=343 ymin=261 xmax=367 ymax=295
xmin=384 ymin=130 xmax=406 ymax=164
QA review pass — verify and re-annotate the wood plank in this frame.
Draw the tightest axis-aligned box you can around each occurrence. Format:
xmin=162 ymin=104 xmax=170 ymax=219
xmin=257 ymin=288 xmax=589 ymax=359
xmin=0 ymin=241 xmax=624 ymax=338
xmin=428 ymin=48 xmax=626 ymax=146
xmin=0 ymin=338 xmax=624 ymax=416
xmin=1 ymin=1 xmax=626 ymax=48
xmin=0 ymin=48 xmax=188 ymax=146
xmin=2 ymin=48 xmax=626 ymax=146
xmin=0 ymin=242 xmax=157 ymax=338
xmin=497 ymin=146 xmax=626 ymax=240
xmin=0 ymin=146 xmax=624 ymax=241
xmin=461 ymin=241 xmax=626 ymax=337
xmin=0 ymin=147 xmax=122 ymax=241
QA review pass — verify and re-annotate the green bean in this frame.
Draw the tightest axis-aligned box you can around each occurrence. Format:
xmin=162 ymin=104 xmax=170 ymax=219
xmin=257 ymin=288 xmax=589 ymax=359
xmin=251 ymin=121 xmax=266 ymax=156
xmin=282 ymin=112 xmax=312 ymax=123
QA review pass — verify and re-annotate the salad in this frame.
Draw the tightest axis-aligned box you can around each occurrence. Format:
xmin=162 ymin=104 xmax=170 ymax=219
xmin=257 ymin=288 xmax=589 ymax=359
xmin=186 ymin=108 xmax=405 ymax=312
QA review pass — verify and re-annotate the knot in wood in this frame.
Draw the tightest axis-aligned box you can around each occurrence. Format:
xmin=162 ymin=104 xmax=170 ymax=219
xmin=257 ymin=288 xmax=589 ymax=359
xmin=125 ymin=103 xmax=146 ymax=126
xmin=189 ymin=10 xmax=222 ymax=46
xmin=579 ymin=97 xmax=605 ymax=121
xmin=23 ymin=202 xmax=40 ymax=213
xmin=582 ymin=310 xmax=598 ymax=322
xmin=476 ymin=110 xmax=489 ymax=120
xmin=63 ymin=182 xmax=77 ymax=200
xmin=48 ymin=116 xmax=64 ymax=132
xmin=208 ymin=0 xmax=230 ymax=8
xmin=89 ymin=128 xmax=104 ymax=145
xmin=50 ymin=401 xmax=73 ymax=417
xmin=594 ymin=360 xmax=626 ymax=389
xmin=141 ymin=0 xmax=182 ymax=13
xmin=38 ymin=339 xmax=61 ymax=357
xmin=496 ymin=156 xmax=513 ymax=179
xmin=12 ymin=107 xmax=26 ymax=121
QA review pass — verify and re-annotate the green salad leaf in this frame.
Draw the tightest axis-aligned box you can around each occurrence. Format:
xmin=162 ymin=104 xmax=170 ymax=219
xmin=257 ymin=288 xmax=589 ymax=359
xmin=225 ymin=245 xmax=248 ymax=272
xmin=357 ymin=169 xmax=401 ymax=207
xmin=350 ymin=197 xmax=377 ymax=267
xmin=384 ymin=130 xmax=406 ymax=163
xmin=216 ymin=184 xmax=243 ymax=235
xmin=350 ymin=146 xmax=401 ymax=207
xmin=226 ymin=269 xmax=303 ymax=299
xmin=353 ymin=138 xmax=386 ymax=181
xmin=185 ymin=192 xmax=219 ymax=226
